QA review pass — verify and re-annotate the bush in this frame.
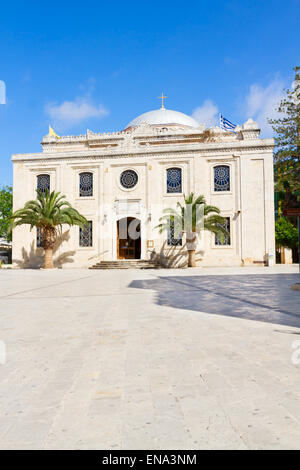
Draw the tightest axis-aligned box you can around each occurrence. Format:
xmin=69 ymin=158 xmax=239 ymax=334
xmin=275 ymin=217 xmax=298 ymax=249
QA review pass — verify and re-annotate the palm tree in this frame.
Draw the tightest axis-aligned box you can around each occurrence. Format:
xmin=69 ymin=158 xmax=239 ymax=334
xmin=9 ymin=190 xmax=88 ymax=269
xmin=156 ymin=193 xmax=229 ymax=267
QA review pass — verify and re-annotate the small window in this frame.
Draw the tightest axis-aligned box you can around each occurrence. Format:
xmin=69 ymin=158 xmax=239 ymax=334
xmin=214 ymin=165 xmax=230 ymax=192
xmin=215 ymin=217 xmax=231 ymax=246
xmin=167 ymin=219 xmax=182 ymax=246
xmin=37 ymin=174 xmax=50 ymax=194
xmin=167 ymin=167 xmax=182 ymax=193
xmin=79 ymin=221 xmax=93 ymax=247
xmin=37 ymin=227 xmax=43 ymax=248
xmin=79 ymin=172 xmax=93 ymax=197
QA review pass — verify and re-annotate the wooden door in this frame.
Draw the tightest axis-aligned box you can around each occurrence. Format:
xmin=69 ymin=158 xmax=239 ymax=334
xmin=117 ymin=218 xmax=141 ymax=260
xmin=118 ymin=239 xmax=135 ymax=259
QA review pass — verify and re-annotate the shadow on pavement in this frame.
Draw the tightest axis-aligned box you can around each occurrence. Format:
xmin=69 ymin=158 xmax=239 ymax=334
xmin=129 ymin=274 xmax=300 ymax=328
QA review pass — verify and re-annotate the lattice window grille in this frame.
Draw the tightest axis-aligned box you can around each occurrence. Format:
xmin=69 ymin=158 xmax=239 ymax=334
xmin=120 ymin=170 xmax=138 ymax=189
xmin=37 ymin=227 xmax=43 ymax=248
xmin=215 ymin=217 xmax=231 ymax=246
xmin=37 ymin=174 xmax=50 ymax=194
xmin=214 ymin=165 xmax=230 ymax=192
xmin=79 ymin=172 xmax=93 ymax=197
xmin=167 ymin=219 xmax=182 ymax=246
xmin=79 ymin=221 xmax=93 ymax=247
xmin=167 ymin=168 xmax=182 ymax=193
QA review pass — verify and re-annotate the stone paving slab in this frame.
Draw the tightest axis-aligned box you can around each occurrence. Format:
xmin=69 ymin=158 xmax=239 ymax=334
xmin=0 ymin=266 xmax=299 ymax=449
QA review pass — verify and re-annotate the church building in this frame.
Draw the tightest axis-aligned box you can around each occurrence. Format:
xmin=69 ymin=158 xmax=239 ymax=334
xmin=12 ymin=99 xmax=275 ymax=268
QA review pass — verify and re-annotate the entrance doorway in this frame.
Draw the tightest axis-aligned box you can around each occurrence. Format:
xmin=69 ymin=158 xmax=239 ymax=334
xmin=117 ymin=217 xmax=141 ymax=259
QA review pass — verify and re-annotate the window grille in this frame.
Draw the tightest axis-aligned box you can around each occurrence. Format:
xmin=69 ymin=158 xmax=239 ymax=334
xmin=37 ymin=174 xmax=50 ymax=193
xmin=215 ymin=217 xmax=231 ymax=245
xmin=167 ymin=167 xmax=182 ymax=193
xmin=214 ymin=165 xmax=230 ymax=192
xmin=79 ymin=172 xmax=93 ymax=197
xmin=79 ymin=221 xmax=93 ymax=247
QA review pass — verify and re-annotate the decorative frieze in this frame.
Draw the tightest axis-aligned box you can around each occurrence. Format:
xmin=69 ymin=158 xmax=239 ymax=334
xmin=40 ymin=120 xmax=263 ymax=154
xmin=13 ymin=139 xmax=274 ymax=164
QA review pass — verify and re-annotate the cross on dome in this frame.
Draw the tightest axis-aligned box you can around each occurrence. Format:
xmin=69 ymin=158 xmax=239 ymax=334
xmin=158 ymin=92 xmax=167 ymax=109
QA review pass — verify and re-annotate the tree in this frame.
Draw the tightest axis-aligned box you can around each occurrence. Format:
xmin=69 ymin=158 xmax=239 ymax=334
xmin=269 ymin=66 xmax=300 ymax=210
xmin=9 ymin=190 xmax=87 ymax=269
xmin=275 ymin=217 xmax=298 ymax=249
xmin=0 ymin=186 xmax=13 ymax=242
xmin=156 ymin=193 xmax=228 ymax=267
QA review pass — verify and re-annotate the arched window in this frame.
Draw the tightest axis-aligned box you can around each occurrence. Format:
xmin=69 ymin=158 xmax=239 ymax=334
xmin=167 ymin=167 xmax=182 ymax=193
xmin=214 ymin=165 xmax=230 ymax=192
xmin=37 ymin=174 xmax=50 ymax=194
xmin=79 ymin=172 xmax=93 ymax=197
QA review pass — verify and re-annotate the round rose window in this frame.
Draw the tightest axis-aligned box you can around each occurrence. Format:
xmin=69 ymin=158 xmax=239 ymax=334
xmin=120 ymin=170 xmax=138 ymax=189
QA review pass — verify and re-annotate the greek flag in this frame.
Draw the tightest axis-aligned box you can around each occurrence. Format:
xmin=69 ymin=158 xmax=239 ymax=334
xmin=220 ymin=114 xmax=237 ymax=132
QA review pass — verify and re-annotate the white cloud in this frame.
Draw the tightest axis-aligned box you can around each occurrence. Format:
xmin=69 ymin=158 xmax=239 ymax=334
xmin=190 ymin=77 xmax=286 ymax=137
xmin=0 ymin=80 xmax=6 ymax=104
xmin=45 ymin=96 xmax=109 ymax=129
xmin=192 ymin=99 xmax=219 ymax=127
xmin=245 ymin=79 xmax=285 ymax=136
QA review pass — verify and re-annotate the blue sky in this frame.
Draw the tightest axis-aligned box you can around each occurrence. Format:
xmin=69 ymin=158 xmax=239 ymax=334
xmin=0 ymin=0 xmax=299 ymax=186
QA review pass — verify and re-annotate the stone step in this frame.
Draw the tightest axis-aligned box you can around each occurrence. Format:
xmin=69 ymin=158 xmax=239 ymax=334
xmin=93 ymin=262 xmax=159 ymax=265
xmin=93 ymin=260 xmax=158 ymax=264
xmin=90 ymin=266 xmax=160 ymax=270
xmin=90 ymin=263 xmax=158 ymax=267
xmin=101 ymin=259 xmax=155 ymax=262
xmin=89 ymin=260 xmax=160 ymax=270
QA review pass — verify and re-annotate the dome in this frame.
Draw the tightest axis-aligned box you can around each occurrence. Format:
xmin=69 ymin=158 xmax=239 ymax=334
xmin=125 ymin=107 xmax=200 ymax=129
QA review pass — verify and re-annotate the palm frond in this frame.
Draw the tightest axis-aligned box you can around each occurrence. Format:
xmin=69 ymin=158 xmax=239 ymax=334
xmin=155 ymin=192 xmax=229 ymax=241
xmin=9 ymin=190 xmax=88 ymax=237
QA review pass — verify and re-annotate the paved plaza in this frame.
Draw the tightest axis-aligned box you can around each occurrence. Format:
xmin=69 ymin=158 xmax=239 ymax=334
xmin=0 ymin=265 xmax=300 ymax=449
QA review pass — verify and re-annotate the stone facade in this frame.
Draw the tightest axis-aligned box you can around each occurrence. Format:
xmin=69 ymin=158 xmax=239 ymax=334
xmin=11 ymin=111 xmax=275 ymax=268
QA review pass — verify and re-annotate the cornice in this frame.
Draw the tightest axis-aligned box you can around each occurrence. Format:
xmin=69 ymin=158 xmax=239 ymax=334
xmin=12 ymin=138 xmax=274 ymax=163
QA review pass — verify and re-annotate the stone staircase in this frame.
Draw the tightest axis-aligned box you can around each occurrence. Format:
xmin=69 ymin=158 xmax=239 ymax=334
xmin=89 ymin=259 xmax=161 ymax=270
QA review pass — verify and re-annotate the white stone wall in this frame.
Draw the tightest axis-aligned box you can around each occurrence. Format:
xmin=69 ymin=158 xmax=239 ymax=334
xmin=11 ymin=122 xmax=275 ymax=268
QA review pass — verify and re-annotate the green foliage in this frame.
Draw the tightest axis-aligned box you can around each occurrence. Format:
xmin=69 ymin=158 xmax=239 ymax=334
xmin=156 ymin=192 xmax=229 ymax=242
xmin=9 ymin=190 xmax=88 ymax=247
xmin=269 ymin=66 xmax=300 ymax=207
xmin=0 ymin=186 xmax=13 ymax=242
xmin=275 ymin=217 xmax=298 ymax=249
